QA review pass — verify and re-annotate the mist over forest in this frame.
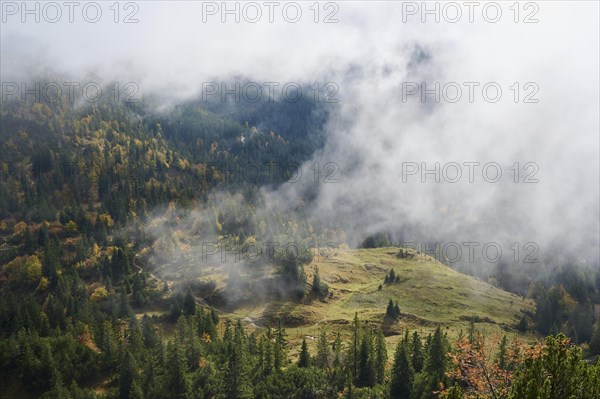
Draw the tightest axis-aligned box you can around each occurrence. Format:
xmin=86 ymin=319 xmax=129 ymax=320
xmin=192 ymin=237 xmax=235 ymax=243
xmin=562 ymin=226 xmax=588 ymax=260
xmin=1 ymin=2 xmax=599 ymax=398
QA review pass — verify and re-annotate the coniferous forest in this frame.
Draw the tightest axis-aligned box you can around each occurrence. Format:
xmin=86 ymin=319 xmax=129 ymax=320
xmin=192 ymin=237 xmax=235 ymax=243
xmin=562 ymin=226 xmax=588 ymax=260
xmin=1 ymin=2 xmax=600 ymax=398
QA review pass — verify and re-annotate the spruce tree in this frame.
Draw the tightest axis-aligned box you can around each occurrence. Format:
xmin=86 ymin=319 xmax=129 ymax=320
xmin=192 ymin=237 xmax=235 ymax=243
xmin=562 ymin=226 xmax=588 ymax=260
xmin=164 ymin=342 xmax=192 ymax=399
xmin=498 ymin=335 xmax=508 ymax=370
xmin=315 ymin=329 xmax=330 ymax=369
xmin=350 ymin=312 xmax=360 ymax=382
xmin=590 ymin=322 xmax=600 ymax=356
xmin=183 ymin=287 xmax=196 ymax=316
xmin=426 ymin=326 xmax=448 ymax=389
xmin=312 ymin=267 xmax=321 ymax=294
xmin=225 ymin=325 xmax=253 ymax=399
xmin=411 ymin=331 xmax=424 ymax=373
xmin=357 ymin=327 xmax=375 ymax=387
xmin=118 ymin=351 xmax=137 ymax=399
xmin=390 ymin=340 xmax=414 ymax=399
xmin=298 ymin=338 xmax=311 ymax=368
xmin=386 ymin=299 xmax=395 ymax=318
xmin=274 ymin=319 xmax=287 ymax=371
xmin=375 ymin=331 xmax=387 ymax=384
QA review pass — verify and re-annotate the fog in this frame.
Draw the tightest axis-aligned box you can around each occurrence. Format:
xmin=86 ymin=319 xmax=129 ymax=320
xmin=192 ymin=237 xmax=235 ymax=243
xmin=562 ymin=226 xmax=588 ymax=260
xmin=2 ymin=1 xmax=599 ymax=270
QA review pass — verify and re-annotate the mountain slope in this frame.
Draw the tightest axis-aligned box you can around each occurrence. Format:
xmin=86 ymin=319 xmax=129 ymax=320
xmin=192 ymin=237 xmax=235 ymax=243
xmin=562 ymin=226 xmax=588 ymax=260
xmin=211 ymin=246 xmax=535 ymax=340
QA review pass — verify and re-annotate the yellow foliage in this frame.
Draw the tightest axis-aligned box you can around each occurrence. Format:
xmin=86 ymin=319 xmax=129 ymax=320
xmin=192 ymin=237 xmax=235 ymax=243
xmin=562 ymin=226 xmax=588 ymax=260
xmin=65 ymin=220 xmax=78 ymax=233
xmin=92 ymin=243 xmax=100 ymax=258
xmin=177 ymin=158 xmax=190 ymax=170
xmin=4 ymin=255 xmax=42 ymax=286
xmin=13 ymin=221 xmax=28 ymax=236
xmin=36 ymin=276 xmax=49 ymax=292
xmin=201 ymin=333 xmax=212 ymax=344
xmin=99 ymin=213 xmax=114 ymax=227
xmin=90 ymin=287 xmax=109 ymax=302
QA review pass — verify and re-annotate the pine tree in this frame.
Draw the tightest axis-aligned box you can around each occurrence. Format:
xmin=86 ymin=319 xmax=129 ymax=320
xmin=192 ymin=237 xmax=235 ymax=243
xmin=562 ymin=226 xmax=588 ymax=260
xmin=119 ymin=351 xmax=137 ymax=399
xmin=386 ymin=299 xmax=395 ymax=319
xmin=357 ymin=327 xmax=375 ymax=387
xmin=517 ymin=315 xmax=529 ymax=332
xmin=210 ymin=308 xmax=219 ymax=325
xmin=590 ymin=322 xmax=600 ymax=356
xmin=332 ymin=332 xmax=343 ymax=370
xmin=468 ymin=318 xmax=476 ymax=344
xmin=225 ymin=325 xmax=253 ymax=399
xmin=375 ymin=331 xmax=387 ymax=384
xmin=183 ymin=287 xmax=196 ymax=316
xmin=390 ymin=340 xmax=414 ymax=399
xmin=42 ymin=240 xmax=59 ymax=287
xmin=411 ymin=331 xmax=424 ymax=373
xmin=129 ymin=379 xmax=144 ymax=399
xmin=164 ymin=342 xmax=192 ymax=399
xmin=274 ymin=319 xmax=287 ymax=371
xmin=498 ymin=335 xmax=508 ymax=370
xmin=312 ymin=267 xmax=321 ymax=294
xmin=259 ymin=335 xmax=274 ymax=376
xmin=298 ymin=338 xmax=311 ymax=368
xmin=315 ymin=329 xmax=330 ymax=369
xmin=350 ymin=312 xmax=360 ymax=382
xmin=426 ymin=326 xmax=448 ymax=388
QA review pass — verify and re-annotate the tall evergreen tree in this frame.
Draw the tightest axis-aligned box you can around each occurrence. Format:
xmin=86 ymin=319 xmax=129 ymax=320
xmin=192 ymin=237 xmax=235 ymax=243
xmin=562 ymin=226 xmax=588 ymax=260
xmin=589 ymin=322 xmax=600 ymax=356
xmin=274 ymin=319 xmax=287 ymax=372
xmin=298 ymin=338 xmax=311 ymax=368
xmin=426 ymin=326 xmax=448 ymax=389
xmin=357 ymin=327 xmax=375 ymax=387
xmin=411 ymin=331 xmax=424 ymax=373
xmin=183 ymin=287 xmax=196 ymax=316
xmin=390 ymin=340 xmax=414 ymax=399
xmin=315 ymin=329 xmax=330 ymax=369
xmin=225 ymin=325 xmax=253 ymax=399
xmin=350 ymin=312 xmax=360 ymax=382
xmin=118 ymin=351 xmax=137 ymax=399
xmin=164 ymin=342 xmax=192 ymax=399
xmin=375 ymin=331 xmax=388 ymax=384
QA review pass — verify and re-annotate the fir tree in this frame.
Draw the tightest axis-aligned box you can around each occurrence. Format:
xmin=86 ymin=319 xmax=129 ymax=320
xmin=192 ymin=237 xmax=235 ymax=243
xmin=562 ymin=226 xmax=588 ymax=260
xmin=426 ymin=326 xmax=448 ymax=388
xmin=375 ymin=331 xmax=387 ymax=384
xmin=118 ymin=351 xmax=137 ymax=399
xmin=315 ymin=329 xmax=330 ymax=369
xmin=411 ymin=331 xmax=424 ymax=373
xmin=357 ymin=327 xmax=375 ymax=387
xmin=274 ymin=319 xmax=287 ymax=371
xmin=298 ymin=338 xmax=311 ymax=368
xmin=164 ymin=342 xmax=192 ymax=399
xmin=225 ymin=325 xmax=253 ymax=399
xmin=390 ymin=340 xmax=414 ymax=399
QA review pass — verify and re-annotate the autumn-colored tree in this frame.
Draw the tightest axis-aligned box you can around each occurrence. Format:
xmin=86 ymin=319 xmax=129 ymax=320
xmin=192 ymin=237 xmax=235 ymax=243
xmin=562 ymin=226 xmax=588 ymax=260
xmin=442 ymin=333 xmax=525 ymax=399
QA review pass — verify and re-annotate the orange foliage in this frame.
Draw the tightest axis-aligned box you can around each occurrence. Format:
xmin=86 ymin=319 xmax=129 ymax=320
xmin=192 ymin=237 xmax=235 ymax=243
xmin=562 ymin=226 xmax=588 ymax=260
xmin=443 ymin=334 xmax=526 ymax=399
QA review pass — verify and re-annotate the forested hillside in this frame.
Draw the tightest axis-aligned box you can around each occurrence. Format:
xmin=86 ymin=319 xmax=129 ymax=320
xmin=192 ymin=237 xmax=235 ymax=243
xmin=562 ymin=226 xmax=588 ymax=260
xmin=1 ymin=85 xmax=599 ymax=399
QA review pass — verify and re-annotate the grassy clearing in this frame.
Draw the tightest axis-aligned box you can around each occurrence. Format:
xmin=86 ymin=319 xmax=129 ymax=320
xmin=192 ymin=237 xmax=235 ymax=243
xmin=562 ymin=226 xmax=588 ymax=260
xmin=218 ymin=246 xmax=536 ymax=352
